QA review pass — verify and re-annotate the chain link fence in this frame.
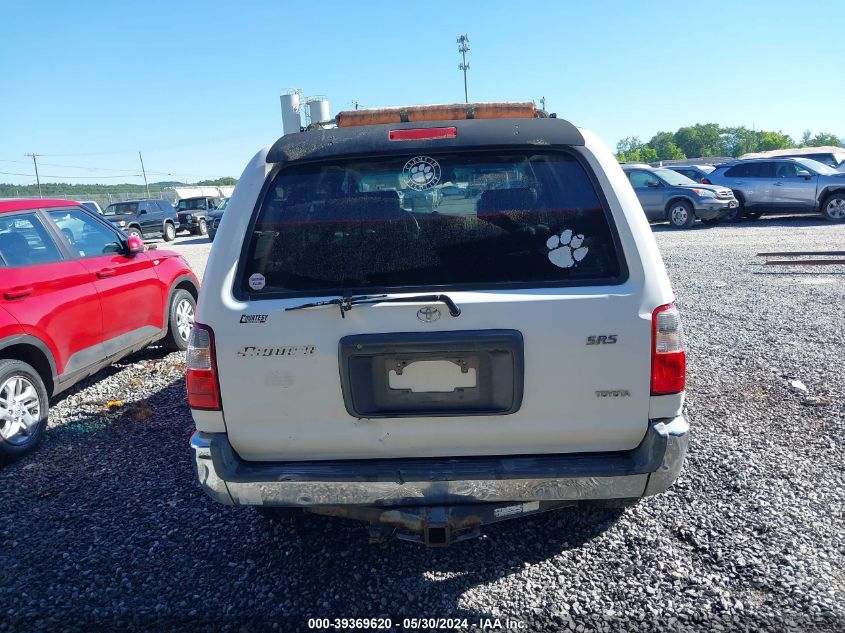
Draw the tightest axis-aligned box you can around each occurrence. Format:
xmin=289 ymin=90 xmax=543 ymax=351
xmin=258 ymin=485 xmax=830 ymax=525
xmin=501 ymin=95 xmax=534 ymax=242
xmin=6 ymin=187 xmax=171 ymax=210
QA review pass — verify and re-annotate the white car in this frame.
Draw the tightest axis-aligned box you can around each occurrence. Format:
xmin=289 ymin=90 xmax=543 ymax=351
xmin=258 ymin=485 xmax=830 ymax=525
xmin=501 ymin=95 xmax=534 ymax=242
xmin=188 ymin=103 xmax=689 ymax=546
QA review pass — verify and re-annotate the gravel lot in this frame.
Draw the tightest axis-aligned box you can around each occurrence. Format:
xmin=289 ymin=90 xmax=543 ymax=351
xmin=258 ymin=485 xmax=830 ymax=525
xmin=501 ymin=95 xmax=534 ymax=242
xmin=1 ymin=217 xmax=843 ymax=632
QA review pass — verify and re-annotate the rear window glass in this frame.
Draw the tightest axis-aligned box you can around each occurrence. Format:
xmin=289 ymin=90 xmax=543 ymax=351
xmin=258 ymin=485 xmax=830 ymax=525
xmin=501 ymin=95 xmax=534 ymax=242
xmin=240 ymin=151 xmax=623 ymax=296
xmin=104 ymin=202 xmax=137 ymax=215
xmin=178 ymin=198 xmax=209 ymax=210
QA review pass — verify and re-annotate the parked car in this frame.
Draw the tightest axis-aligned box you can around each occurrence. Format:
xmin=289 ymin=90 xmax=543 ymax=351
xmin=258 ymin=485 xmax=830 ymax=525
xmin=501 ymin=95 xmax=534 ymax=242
xmin=622 ymin=165 xmax=737 ymax=228
xmin=0 ymin=198 xmax=199 ymax=460
xmin=102 ymin=199 xmax=179 ymax=241
xmin=666 ymin=165 xmax=715 ymax=183
xmin=188 ymin=103 xmax=689 ymax=546
xmin=78 ymin=200 xmax=104 ymax=215
xmin=740 ymin=147 xmax=845 ymax=169
xmin=176 ymin=196 xmax=221 ymax=236
xmin=703 ymin=157 xmax=845 ymax=222
xmin=206 ymin=197 xmax=228 ymax=242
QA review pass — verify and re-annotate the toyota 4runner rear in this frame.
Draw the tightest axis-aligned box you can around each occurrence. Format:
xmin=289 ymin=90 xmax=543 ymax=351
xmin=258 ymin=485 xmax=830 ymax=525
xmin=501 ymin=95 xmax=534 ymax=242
xmin=188 ymin=102 xmax=689 ymax=546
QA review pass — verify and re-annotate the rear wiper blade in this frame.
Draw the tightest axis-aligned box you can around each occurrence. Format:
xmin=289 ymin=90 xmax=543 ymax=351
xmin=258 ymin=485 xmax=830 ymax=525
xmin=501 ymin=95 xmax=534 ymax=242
xmin=285 ymin=294 xmax=387 ymax=318
xmin=349 ymin=293 xmax=462 ymax=317
xmin=284 ymin=293 xmax=461 ymax=318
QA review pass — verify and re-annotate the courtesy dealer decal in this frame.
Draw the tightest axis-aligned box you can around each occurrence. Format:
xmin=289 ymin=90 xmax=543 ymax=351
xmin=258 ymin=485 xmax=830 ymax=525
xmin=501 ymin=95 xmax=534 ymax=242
xmin=239 ymin=314 xmax=268 ymax=324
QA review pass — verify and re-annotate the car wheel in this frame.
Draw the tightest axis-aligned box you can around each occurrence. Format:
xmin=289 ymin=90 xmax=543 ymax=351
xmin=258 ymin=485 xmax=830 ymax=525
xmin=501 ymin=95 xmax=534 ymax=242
xmin=822 ymin=193 xmax=845 ymax=222
xmin=164 ymin=289 xmax=196 ymax=352
xmin=194 ymin=219 xmax=208 ymax=236
xmin=163 ymin=222 xmax=176 ymax=242
xmin=701 ymin=218 xmax=720 ymax=226
xmin=668 ymin=201 xmax=695 ymax=229
xmin=127 ymin=226 xmax=142 ymax=239
xmin=0 ymin=360 xmax=49 ymax=462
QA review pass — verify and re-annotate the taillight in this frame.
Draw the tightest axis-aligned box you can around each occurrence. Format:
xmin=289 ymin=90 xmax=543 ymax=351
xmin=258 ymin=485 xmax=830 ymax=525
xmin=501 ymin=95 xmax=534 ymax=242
xmin=700 ymin=177 xmax=712 ymax=184
xmin=651 ymin=303 xmax=686 ymax=395
xmin=388 ymin=127 xmax=457 ymax=141
xmin=186 ymin=324 xmax=221 ymax=410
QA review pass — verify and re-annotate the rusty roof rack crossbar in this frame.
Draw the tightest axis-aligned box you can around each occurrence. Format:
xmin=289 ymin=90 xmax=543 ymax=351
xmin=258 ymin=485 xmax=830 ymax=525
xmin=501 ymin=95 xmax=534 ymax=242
xmin=335 ymin=102 xmax=538 ymax=128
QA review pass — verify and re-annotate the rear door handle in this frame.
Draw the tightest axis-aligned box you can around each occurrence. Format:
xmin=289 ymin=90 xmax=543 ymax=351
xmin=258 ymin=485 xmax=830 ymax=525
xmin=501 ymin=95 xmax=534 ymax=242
xmin=96 ymin=268 xmax=116 ymax=278
xmin=774 ymin=182 xmax=784 ymax=186
xmin=4 ymin=287 xmax=33 ymax=300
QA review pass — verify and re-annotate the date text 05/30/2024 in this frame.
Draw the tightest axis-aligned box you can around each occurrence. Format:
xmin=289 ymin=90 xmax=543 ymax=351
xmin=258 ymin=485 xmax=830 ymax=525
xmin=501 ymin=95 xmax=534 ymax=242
xmin=307 ymin=617 xmax=527 ymax=630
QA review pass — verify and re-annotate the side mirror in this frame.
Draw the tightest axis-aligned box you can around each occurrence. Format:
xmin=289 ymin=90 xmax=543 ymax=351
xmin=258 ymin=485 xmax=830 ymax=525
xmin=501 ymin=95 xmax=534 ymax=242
xmin=796 ymin=170 xmax=812 ymax=179
xmin=647 ymin=180 xmax=661 ymax=188
xmin=126 ymin=235 xmax=145 ymax=255
xmin=138 ymin=209 xmax=148 ymax=215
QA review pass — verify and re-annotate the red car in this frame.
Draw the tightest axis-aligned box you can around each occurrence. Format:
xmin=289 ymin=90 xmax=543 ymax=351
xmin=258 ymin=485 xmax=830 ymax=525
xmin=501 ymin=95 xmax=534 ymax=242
xmin=0 ymin=199 xmax=199 ymax=460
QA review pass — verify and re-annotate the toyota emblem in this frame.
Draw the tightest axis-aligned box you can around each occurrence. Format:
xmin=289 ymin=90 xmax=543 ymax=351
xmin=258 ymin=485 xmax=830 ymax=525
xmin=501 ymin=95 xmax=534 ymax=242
xmin=417 ymin=306 xmax=441 ymax=323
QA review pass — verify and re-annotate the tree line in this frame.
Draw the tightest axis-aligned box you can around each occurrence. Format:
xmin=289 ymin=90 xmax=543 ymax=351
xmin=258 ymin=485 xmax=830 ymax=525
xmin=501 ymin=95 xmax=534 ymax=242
xmin=616 ymin=125 xmax=844 ymax=163
xmin=0 ymin=177 xmax=238 ymax=199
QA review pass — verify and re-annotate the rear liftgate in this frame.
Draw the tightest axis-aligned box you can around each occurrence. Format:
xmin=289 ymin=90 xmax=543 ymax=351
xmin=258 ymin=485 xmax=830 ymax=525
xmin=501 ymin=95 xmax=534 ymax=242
xmin=337 ymin=330 xmax=531 ymax=545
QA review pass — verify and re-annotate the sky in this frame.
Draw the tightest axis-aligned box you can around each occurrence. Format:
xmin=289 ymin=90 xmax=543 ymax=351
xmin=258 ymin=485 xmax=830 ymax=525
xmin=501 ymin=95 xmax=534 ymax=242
xmin=1 ymin=0 xmax=843 ymax=186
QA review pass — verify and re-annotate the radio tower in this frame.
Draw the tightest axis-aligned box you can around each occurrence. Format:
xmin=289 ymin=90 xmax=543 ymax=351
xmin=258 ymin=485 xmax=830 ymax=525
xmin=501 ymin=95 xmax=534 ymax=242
xmin=457 ymin=34 xmax=470 ymax=103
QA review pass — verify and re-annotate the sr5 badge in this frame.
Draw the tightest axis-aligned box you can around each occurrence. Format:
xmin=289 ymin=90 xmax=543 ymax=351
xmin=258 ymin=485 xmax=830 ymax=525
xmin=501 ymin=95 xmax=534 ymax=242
xmin=586 ymin=334 xmax=617 ymax=345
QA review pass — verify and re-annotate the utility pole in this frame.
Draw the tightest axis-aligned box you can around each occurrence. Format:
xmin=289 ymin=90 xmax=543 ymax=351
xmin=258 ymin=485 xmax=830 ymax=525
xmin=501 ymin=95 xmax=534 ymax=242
xmin=25 ymin=153 xmax=42 ymax=198
xmin=457 ymin=34 xmax=470 ymax=103
xmin=352 ymin=100 xmax=360 ymax=110
xmin=138 ymin=151 xmax=150 ymax=199
xmin=540 ymin=96 xmax=546 ymax=112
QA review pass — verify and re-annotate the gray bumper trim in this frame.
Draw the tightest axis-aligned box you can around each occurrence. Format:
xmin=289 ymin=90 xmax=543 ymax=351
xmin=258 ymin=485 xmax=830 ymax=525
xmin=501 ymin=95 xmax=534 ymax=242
xmin=190 ymin=416 xmax=688 ymax=507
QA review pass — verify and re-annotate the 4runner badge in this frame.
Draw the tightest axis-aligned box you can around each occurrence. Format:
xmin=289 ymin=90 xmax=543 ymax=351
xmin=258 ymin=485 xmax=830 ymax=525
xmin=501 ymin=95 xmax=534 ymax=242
xmin=403 ymin=156 xmax=441 ymax=191
xmin=417 ymin=306 xmax=441 ymax=323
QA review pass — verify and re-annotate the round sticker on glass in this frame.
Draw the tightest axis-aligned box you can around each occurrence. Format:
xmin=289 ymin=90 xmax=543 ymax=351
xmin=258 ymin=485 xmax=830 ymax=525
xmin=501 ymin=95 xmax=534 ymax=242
xmin=248 ymin=273 xmax=266 ymax=291
xmin=403 ymin=156 xmax=441 ymax=191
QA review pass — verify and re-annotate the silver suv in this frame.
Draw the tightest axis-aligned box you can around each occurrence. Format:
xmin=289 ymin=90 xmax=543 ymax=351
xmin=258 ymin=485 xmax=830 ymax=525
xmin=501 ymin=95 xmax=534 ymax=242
xmin=623 ymin=166 xmax=737 ymax=229
xmin=703 ymin=158 xmax=845 ymax=222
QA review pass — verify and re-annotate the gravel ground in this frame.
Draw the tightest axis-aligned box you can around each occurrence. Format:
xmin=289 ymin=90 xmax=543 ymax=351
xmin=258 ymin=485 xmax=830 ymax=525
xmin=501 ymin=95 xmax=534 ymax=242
xmin=1 ymin=216 xmax=843 ymax=632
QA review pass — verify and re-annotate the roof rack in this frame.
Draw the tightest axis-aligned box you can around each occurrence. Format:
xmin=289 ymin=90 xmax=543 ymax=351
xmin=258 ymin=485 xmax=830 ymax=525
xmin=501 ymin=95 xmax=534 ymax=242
xmin=335 ymin=101 xmax=539 ymax=128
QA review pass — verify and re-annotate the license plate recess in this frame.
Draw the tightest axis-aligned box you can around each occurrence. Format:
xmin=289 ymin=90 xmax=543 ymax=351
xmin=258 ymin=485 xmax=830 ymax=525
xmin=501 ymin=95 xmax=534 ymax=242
xmin=339 ymin=330 xmax=524 ymax=418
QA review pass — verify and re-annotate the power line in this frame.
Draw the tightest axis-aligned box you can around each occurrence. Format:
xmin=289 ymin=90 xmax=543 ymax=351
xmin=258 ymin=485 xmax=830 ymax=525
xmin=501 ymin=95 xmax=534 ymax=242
xmin=0 ymin=170 xmax=142 ymax=179
xmin=0 ymin=157 xmax=208 ymax=179
xmin=35 ymin=134 xmax=261 ymax=158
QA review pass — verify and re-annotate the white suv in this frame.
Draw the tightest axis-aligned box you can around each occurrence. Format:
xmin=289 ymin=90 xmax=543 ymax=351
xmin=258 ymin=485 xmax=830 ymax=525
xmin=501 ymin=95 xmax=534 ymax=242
xmin=188 ymin=103 xmax=689 ymax=546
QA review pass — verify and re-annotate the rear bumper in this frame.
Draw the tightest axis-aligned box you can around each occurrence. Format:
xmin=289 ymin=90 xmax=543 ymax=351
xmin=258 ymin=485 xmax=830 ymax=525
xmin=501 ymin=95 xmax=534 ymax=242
xmin=190 ymin=416 xmax=689 ymax=507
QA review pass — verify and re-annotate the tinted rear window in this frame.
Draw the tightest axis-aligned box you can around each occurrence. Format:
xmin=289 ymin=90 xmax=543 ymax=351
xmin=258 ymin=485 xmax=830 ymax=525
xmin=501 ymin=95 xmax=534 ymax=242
xmin=104 ymin=202 xmax=138 ymax=215
xmin=240 ymin=151 xmax=624 ymax=296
